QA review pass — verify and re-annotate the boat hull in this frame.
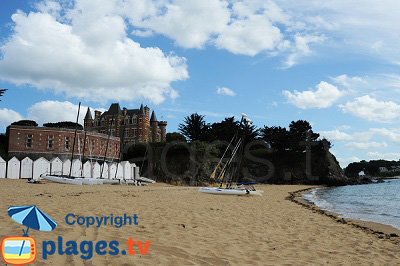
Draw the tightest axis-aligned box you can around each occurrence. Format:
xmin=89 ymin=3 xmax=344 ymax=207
xmin=42 ymin=175 xmax=83 ymax=185
xmin=136 ymin=176 xmax=156 ymax=183
xmin=75 ymin=178 xmax=104 ymax=185
xmin=198 ymin=187 xmax=262 ymax=196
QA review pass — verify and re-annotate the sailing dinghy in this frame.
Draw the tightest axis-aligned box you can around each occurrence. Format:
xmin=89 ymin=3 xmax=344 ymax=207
xmin=198 ymin=114 xmax=263 ymax=196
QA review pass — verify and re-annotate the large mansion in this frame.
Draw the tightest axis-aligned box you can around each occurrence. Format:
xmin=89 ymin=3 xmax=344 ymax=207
xmin=84 ymin=103 xmax=167 ymax=146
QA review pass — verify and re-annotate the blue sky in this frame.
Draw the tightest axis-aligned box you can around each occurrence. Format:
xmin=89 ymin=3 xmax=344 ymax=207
xmin=1 ymin=0 xmax=400 ymax=167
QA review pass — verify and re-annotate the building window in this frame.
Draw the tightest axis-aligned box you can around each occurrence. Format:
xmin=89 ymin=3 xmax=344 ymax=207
xmin=65 ymin=137 xmax=70 ymax=151
xmin=111 ymin=129 xmax=115 ymax=136
xmin=125 ymin=117 xmax=129 ymax=125
xmin=124 ymin=129 xmax=129 ymax=137
xmin=133 ymin=129 xmax=137 ymax=137
xmin=26 ymin=134 xmax=33 ymax=148
xmin=47 ymin=135 xmax=54 ymax=150
xmin=132 ymin=116 xmax=137 ymax=124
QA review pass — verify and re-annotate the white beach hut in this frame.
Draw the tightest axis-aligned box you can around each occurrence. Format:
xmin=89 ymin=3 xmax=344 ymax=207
xmin=121 ymin=161 xmax=131 ymax=180
xmin=109 ymin=163 xmax=117 ymax=179
xmin=83 ymin=161 xmax=92 ymax=178
xmin=70 ymin=159 xmax=81 ymax=177
xmin=0 ymin=157 xmax=6 ymax=178
xmin=92 ymin=162 xmax=101 ymax=179
xmin=115 ymin=162 xmax=124 ymax=179
xmin=62 ymin=159 xmax=71 ymax=175
xmin=33 ymin=157 xmax=50 ymax=180
xmin=20 ymin=157 xmax=33 ymax=179
xmin=100 ymin=163 xmax=109 ymax=179
xmin=132 ymin=164 xmax=140 ymax=180
xmin=7 ymin=157 xmax=20 ymax=179
xmin=50 ymin=157 xmax=63 ymax=175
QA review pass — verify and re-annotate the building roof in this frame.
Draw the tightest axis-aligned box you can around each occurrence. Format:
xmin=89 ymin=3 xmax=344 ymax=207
xmin=102 ymin=103 xmax=122 ymax=116
xmin=139 ymin=104 xmax=145 ymax=114
xmin=84 ymin=107 xmax=93 ymax=120
xmin=127 ymin=109 xmax=140 ymax=116
xmin=150 ymin=111 xmax=157 ymax=122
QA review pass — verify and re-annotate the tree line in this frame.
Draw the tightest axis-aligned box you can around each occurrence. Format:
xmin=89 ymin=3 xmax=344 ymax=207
xmin=169 ymin=113 xmax=331 ymax=153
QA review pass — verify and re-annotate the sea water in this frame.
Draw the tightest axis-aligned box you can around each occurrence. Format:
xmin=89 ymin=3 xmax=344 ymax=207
xmin=303 ymin=179 xmax=400 ymax=229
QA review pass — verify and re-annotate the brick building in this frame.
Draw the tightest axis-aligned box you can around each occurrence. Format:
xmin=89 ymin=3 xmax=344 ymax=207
xmin=7 ymin=125 xmax=120 ymax=161
xmin=84 ymin=103 xmax=167 ymax=147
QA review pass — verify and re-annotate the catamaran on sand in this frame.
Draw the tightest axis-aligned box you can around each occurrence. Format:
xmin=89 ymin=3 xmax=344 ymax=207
xmin=199 ymin=114 xmax=263 ymax=196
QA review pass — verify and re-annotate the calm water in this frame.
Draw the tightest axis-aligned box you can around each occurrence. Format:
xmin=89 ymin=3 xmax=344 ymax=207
xmin=303 ymin=179 xmax=400 ymax=229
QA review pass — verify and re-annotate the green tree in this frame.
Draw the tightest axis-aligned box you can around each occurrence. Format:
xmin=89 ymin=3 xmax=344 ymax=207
xmin=43 ymin=121 xmax=83 ymax=130
xmin=288 ymin=120 xmax=319 ymax=152
xmin=166 ymin=132 xmax=186 ymax=142
xmin=0 ymin=88 xmax=6 ymax=101
xmin=178 ymin=113 xmax=210 ymax=142
xmin=11 ymin=120 xmax=38 ymax=127
xmin=210 ymin=117 xmax=239 ymax=142
xmin=260 ymin=126 xmax=288 ymax=152
xmin=240 ymin=120 xmax=259 ymax=144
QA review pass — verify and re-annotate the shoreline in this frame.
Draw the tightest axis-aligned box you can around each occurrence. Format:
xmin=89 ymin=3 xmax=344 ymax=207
xmin=288 ymin=187 xmax=400 ymax=245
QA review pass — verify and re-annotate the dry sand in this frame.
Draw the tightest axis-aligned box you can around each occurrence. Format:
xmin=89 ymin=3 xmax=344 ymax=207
xmin=0 ymin=179 xmax=399 ymax=265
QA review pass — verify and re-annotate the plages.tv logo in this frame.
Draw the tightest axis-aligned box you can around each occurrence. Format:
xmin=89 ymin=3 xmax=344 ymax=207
xmin=1 ymin=205 xmax=57 ymax=265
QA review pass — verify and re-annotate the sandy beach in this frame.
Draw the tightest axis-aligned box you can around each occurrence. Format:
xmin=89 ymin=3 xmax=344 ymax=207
xmin=0 ymin=180 xmax=399 ymax=265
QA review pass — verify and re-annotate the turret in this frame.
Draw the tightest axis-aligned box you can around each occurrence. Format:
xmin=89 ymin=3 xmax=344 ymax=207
xmin=158 ymin=121 xmax=167 ymax=142
xmin=150 ymin=111 xmax=158 ymax=142
xmin=84 ymin=107 xmax=93 ymax=128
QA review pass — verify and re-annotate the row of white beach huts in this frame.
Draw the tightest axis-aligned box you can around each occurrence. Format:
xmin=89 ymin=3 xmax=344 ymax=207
xmin=0 ymin=156 xmax=140 ymax=180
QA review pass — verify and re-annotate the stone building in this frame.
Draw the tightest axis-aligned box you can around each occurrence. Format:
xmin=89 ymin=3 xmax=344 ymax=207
xmin=84 ymin=103 xmax=167 ymax=147
xmin=7 ymin=125 xmax=120 ymax=161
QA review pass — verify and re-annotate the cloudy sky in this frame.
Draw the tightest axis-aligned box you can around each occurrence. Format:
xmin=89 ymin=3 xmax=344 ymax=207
xmin=1 ymin=0 xmax=400 ymax=167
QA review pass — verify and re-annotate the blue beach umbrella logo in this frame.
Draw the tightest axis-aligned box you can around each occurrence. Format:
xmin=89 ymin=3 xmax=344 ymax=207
xmin=8 ymin=205 xmax=57 ymax=236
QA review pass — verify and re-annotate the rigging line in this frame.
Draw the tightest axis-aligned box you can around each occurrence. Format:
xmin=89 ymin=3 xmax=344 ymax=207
xmin=229 ymin=139 xmax=245 ymax=187
xmin=140 ymin=143 xmax=149 ymax=177
xmin=218 ymin=138 xmax=242 ymax=187
xmin=115 ymin=120 xmax=124 ymax=180
xmin=100 ymin=116 xmax=114 ymax=178
xmin=210 ymin=134 xmax=236 ymax=180
xmin=69 ymin=102 xmax=81 ymax=178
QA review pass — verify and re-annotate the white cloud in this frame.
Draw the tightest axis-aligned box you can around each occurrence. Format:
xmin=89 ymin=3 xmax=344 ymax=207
xmin=340 ymin=95 xmax=400 ymax=122
xmin=0 ymin=2 xmax=188 ymax=104
xmin=279 ymin=1 xmax=400 ymax=64
xmin=369 ymin=128 xmax=400 ymax=143
xmin=319 ymin=130 xmax=353 ymax=141
xmin=215 ymin=12 xmax=285 ymax=56
xmin=0 ymin=108 xmax=23 ymax=131
xmin=284 ymin=34 xmax=325 ymax=68
xmin=123 ymin=0 xmax=321 ymax=62
xmin=137 ymin=0 xmax=230 ymax=49
xmin=283 ymin=81 xmax=343 ymax=109
xmin=336 ymin=156 xmax=361 ymax=168
xmin=216 ymin=87 xmax=236 ymax=97
xmin=27 ymin=101 xmax=98 ymax=126
xmin=331 ymin=74 xmax=367 ymax=89
xmin=345 ymin=141 xmax=388 ymax=150
xmin=367 ymin=152 xmax=400 ymax=160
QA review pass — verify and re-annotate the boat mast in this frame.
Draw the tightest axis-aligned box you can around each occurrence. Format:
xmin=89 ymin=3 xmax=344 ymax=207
xmin=100 ymin=116 xmax=114 ymax=178
xmin=226 ymin=115 xmax=247 ymax=188
xmin=69 ymin=102 xmax=81 ymax=178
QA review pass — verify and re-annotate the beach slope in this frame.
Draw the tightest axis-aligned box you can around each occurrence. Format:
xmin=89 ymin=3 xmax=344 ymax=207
xmin=0 ymin=180 xmax=398 ymax=265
